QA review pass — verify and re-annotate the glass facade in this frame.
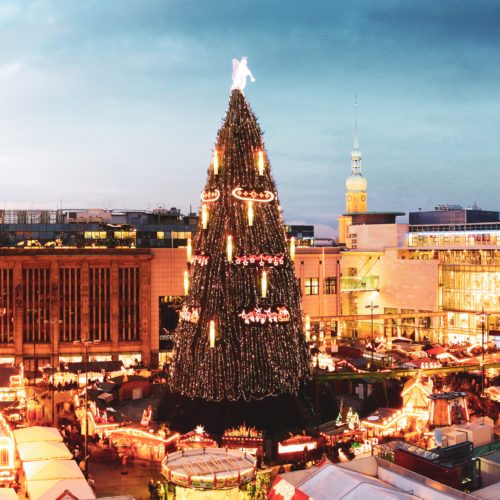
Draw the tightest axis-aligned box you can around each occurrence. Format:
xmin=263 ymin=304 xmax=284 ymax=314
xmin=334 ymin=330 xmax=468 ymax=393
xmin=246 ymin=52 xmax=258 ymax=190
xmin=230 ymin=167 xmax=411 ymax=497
xmin=441 ymin=265 xmax=500 ymax=313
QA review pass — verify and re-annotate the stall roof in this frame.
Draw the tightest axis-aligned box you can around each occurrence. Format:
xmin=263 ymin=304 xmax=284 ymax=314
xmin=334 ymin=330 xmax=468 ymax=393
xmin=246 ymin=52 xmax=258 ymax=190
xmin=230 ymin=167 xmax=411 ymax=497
xmin=23 ymin=459 xmax=83 ymax=482
xmin=473 ymin=482 xmax=500 ymax=500
xmin=67 ymin=360 xmax=123 ymax=374
xmin=0 ymin=488 xmax=18 ymax=500
xmin=14 ymin=426 xmax=63 ymax=444
xmin=17 ymin=441 xmax=72 ymax=462
xmin=26 ymin=478 xmax=96 ymax=500
xmin=269 ymin=458 xmax=417 ymax=500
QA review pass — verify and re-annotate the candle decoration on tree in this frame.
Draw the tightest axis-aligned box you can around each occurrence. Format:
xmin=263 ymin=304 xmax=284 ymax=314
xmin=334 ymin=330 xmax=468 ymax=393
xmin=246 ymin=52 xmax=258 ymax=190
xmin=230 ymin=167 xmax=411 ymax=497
xmin=209 ymin=320 xmax=216 ymax=348
xmin=290 ymin=236 xmax=296 ymax=262
xmin=212 ymin=150 xmax=219 ymax=175
xmin=257 ymin=150 xmax=265 ymax=175
xmin=261 ymin=270 xmax=267 ymax=298
xmin=202 ymin=204 xmax=208 ymax=229
xmin=247 ymin=201 xmax=254 ymax=226
xmin=227 ymin=235 xmax=233 ymax=262
xmin=183 ymin=271 xmax=190 ymax=296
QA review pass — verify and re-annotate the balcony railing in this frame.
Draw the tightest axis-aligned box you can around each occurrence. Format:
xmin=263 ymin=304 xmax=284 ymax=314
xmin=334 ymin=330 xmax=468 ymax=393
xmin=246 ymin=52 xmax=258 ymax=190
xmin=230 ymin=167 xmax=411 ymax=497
xmin=340 ymin=275 xmax=379 ymax=292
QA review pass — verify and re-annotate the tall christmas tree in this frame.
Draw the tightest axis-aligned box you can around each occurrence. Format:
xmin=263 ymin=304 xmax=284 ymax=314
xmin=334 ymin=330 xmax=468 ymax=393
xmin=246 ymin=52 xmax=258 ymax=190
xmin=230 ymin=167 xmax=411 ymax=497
xmin=171 ymin=60 xmax=310 ymax=407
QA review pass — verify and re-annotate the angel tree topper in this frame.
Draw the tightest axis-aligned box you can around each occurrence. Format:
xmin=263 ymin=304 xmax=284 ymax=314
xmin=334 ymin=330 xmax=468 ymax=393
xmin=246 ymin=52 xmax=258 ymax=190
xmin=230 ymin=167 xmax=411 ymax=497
xmin=231 ymin=57 xmax=255 ymax=91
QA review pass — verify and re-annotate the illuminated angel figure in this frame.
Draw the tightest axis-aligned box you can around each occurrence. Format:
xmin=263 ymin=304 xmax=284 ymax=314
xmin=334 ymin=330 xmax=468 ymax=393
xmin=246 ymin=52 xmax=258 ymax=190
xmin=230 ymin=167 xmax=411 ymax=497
xmin=231 ymin=57 xmax=255 ymax=91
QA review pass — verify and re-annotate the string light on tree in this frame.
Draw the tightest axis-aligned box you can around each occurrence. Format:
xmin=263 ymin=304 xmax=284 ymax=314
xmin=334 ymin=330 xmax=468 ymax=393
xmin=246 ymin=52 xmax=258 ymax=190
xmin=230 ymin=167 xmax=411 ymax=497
xmin=187 ymin=239 xmax=192 ymax=262
xmin=305 ymin=315 xmax=311 ymax=342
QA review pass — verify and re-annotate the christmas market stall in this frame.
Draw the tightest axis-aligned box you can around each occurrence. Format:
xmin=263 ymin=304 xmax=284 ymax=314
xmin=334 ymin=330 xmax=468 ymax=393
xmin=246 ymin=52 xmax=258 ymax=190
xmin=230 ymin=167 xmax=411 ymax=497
xmin=162 ymin=447 xmax=256 ymax=492
xmin=107 ymin=426 xmax=180 ymax=462
xmin=221 ymin=424 xmax=263 ymax=454
xmin=0 ymin=414 xmax=15 ymax=484
xmin=362 ymin=375 xmax=433 ymax=438
xmin=429 ymin=392 xmax=469 ymax=427
xmin=177 ymin=426 xmax=218 ymax=450
xmin=0 ymin=364 xmax=26 ymax=412
xmin=277 ymin=434 xmax=322 ymax=462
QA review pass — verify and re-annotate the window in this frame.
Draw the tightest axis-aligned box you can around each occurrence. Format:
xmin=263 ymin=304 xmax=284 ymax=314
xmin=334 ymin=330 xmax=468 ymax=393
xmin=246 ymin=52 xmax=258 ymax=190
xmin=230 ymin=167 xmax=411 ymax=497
xmin=304 ymin=278 xmax=319 ymax=295
xmin=119 ymin=267 xmax=141 ymax=341
xmin=324 ymin=277 xmax=337 ymax=294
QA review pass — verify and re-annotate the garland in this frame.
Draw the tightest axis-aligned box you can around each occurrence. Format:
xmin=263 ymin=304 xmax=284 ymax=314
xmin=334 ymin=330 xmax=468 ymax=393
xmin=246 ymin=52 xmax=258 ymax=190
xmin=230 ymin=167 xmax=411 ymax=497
xmin=231 ymin=187 xmax=274 ymax=203
xmin=238 ymin=306 xmax=290 ymax=325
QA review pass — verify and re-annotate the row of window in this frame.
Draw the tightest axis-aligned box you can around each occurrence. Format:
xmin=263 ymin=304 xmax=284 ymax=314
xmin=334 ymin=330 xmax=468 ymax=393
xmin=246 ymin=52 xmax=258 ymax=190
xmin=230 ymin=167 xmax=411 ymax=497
xmin=302 ymin=277 xmax=337 ymax=295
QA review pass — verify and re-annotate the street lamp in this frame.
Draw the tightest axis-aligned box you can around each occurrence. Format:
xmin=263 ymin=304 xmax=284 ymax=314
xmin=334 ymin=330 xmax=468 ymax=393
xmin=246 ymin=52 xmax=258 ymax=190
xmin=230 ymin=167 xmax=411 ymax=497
xmin=476 ymin=309 xmax=490 ymax=418
xmin=73 ymin=338 xmax=100 ymax=477
xmin=365 ymin=301 xmax=379 ymax=370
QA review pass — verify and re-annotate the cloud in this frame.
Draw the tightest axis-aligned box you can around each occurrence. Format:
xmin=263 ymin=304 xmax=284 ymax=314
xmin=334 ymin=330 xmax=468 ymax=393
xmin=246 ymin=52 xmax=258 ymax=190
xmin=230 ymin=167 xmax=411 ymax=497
xmin=0 ymin=61 xmax=23 ymax=79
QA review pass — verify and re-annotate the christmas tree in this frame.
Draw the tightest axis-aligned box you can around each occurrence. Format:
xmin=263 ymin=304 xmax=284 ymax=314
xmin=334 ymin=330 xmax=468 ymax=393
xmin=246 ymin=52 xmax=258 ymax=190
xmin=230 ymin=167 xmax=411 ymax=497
xmin=170 ymin=73 xmax=310 ymax=405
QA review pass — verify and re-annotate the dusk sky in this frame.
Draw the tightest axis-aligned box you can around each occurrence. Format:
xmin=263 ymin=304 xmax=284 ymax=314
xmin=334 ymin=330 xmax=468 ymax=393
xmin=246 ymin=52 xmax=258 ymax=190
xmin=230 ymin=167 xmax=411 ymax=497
xmin=0 ymin=1 xmax=499 ymax=236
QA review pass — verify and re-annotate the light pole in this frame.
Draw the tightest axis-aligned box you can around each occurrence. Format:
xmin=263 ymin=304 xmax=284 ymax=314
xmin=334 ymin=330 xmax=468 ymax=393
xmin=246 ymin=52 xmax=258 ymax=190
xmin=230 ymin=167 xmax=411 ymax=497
xmin=365 ymin=301 xmax=379 ymax=370
xmin=73 ymin=338 xmax=100 ymax=476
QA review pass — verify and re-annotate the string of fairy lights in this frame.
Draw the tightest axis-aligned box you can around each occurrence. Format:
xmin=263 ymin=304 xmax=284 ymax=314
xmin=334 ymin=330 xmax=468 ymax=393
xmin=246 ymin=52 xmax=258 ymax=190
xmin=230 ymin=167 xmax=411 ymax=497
xmin=170 ymin=89 xmax=311 ymax=402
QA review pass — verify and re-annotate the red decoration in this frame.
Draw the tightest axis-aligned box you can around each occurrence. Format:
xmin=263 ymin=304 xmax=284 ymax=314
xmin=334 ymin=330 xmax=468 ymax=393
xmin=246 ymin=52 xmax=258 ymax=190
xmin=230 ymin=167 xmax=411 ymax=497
xmin=201 ymin=189 xmax=220 ymax=203
xmin=234 ymin=254 xmax=284 ymax=267
xmin=238 ymin=306 xmax=290 ymax=325
xmin=231 ymin=186 xmax=274 ymax=203
xmin=179 ymin=306 xmax=200 ymax=323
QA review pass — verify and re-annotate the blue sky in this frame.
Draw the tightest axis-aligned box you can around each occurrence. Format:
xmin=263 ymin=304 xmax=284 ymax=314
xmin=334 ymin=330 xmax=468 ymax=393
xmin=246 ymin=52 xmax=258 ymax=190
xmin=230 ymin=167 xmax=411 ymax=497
xmin=0 ymin=1 xmax=499 ymax=236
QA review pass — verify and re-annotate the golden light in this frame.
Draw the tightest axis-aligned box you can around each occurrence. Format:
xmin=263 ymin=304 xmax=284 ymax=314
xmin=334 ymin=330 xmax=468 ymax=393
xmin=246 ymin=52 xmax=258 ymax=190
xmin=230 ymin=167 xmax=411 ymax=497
xmin=247 ymin=201 xmax=254 ymax=226
xmin=183 ymin=270 xmax=189 ymax=296
xmin=261 ymin=270 xmax=268 ymax=298
xmin=202 ymin=204 xmax=208 ymax=229
xmin=227 ymin=235 xmax=233 ymax=262
xmin=290 ymin=236 xmax=296 ymax=262
xmin=305 ymin=315 xmax=311 ymax=341
xmin=186 ymin=238 xmax=192 ymax=262
xmin=257 ymin=150 xmax=265 ymax=175
xmin=209 ymin=320 xmax=216 ymax=348
xmin=212 ymin=149 xmax=219 ymax=175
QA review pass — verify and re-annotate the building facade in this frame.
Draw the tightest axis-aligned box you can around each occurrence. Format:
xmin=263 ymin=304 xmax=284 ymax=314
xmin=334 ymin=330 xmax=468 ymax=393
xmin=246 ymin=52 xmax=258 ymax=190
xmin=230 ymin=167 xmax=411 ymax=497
xmin=0 ymin=210 xmax=341 ymax=369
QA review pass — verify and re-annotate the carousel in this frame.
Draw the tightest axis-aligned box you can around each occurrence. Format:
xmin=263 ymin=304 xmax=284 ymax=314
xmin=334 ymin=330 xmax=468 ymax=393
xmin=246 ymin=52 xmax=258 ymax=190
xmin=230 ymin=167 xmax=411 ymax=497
xmin=277 ymin=434 xmax=321 ymax=460
xmin=162 ymin=447 xmax=256 ymax=493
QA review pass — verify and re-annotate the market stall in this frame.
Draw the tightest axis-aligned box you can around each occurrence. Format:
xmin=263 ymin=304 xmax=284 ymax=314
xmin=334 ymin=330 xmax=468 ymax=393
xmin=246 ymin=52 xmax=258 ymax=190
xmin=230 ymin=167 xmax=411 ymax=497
xmin=107 ymin=426 xmax=180 ymax=462
xmin=222 ymin=424 xmax=263 ymax=454
xmin=25 ymin=478 xmax=96 ymax=500
xmin=429 ymin=392 xmax=469 ymax=427
xmin=23 ymin=459 xmax=83 ymax=482
xmin=13 ymin=426 xmax=62 ymax=444
xmin=17 ymin=441 xmax=72 ymax=462
xmin=277 ymin=435 xmax=321 ymax=460
xmin=177 ymin=426 xmax=218 ymax=449
xmin=0 ymin=414 xmax=15 ymax=484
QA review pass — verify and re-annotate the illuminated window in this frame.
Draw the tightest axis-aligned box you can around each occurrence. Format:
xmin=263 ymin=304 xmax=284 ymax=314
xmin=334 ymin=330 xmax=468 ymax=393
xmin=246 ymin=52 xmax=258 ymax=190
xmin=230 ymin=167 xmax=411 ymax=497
xmin=84 ymin=231 xmax=106 ymax=239
xmin=119 ymin=267 xmax=140 ymax=341
xmin=115 ymin=231 xmax=137 ymax=239
xmin=324 ymin=277 xmax=337 ymax=294
xmin=157 ymin=231 xmax=165 ymax=240
xmin=0 ymin=448 xmax=9 ymax=466
xmin=305 ymin=278 xmax=319 ymax=295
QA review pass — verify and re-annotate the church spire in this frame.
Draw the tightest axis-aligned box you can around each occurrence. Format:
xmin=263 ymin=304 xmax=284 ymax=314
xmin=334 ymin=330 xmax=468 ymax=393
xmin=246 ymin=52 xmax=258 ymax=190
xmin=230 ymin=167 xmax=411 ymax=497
xmin=350 ymin=94 xmax=363 ymax=176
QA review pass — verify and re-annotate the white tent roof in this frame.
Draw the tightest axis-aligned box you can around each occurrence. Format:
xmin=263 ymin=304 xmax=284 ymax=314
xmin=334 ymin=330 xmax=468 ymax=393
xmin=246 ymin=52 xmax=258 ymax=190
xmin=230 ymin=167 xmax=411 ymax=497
xmin=14 ymin=426 xmax=62 ymax=444
xmin=270 ymin=459 xmax=418 ymax=500
xmin=26 ymin=478 xmax=96 ymax=500
xmin=23 ymin=459 xmax=84 ymax=482
xmin=0 ymin=488 xmax=18 ymax=500
xmin=17 ymin=441 xmax=72 ymax=462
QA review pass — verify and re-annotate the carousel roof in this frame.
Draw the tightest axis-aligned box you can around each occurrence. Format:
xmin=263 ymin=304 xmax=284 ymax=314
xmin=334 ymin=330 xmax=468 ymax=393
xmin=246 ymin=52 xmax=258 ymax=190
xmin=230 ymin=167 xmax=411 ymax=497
xmin=163 ymin=447 xmax=255 ymax=486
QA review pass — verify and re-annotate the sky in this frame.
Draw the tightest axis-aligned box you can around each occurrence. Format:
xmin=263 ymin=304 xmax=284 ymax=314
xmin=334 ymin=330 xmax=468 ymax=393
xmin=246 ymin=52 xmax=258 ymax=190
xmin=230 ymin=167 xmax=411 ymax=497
xmin=0 ymin=0 xmax=499 ymax=237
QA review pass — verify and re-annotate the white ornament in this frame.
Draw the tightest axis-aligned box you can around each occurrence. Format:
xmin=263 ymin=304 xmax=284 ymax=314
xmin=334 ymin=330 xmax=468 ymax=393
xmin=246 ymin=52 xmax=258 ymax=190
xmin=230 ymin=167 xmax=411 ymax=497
xmin=231 ymin=57 xmax=255 ymax=91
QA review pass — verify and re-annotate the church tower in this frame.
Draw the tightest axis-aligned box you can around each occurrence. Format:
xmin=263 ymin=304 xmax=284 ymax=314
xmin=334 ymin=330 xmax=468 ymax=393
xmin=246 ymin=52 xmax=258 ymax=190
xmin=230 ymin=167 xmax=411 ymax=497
xmin=339 ymin=97 xmax=368 ymax=245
